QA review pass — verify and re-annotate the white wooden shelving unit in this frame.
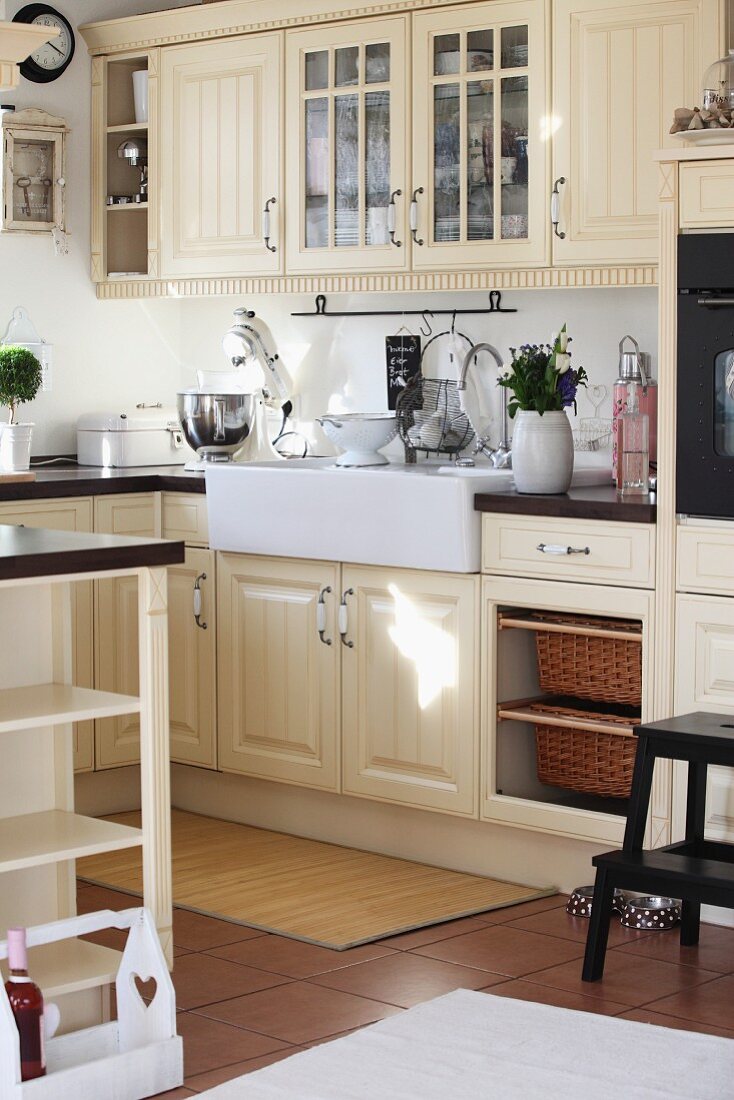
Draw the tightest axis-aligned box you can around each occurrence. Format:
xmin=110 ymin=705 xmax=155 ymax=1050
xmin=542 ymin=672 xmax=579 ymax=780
xmin=0 ymin=534 xmax=176 ymax=1029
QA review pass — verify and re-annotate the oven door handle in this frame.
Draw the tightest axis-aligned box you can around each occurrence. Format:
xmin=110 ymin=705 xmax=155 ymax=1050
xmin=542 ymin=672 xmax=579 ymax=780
xmin=697 ymin=296 xmax=734 ymax=308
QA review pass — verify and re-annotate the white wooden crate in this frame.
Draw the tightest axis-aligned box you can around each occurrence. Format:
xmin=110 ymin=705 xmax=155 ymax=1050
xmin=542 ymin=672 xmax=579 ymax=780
xmin=0 ymin=908 xmax=183 ymax=1100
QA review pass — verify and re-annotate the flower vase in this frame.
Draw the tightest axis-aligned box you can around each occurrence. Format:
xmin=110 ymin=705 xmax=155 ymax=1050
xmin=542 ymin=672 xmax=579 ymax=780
xmin=512 ymin=410 xmax=573 ymax=494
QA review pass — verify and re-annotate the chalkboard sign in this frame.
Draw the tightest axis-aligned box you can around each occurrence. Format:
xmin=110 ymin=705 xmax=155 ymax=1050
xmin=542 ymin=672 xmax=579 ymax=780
xmin=385 ymin=334 xmax=421 ymax=410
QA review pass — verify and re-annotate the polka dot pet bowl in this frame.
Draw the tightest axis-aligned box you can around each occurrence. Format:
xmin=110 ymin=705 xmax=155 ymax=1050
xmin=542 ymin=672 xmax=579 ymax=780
xmin=620 ymin=896 xmax=681 ymax=931
xmin=566 ymin=885 xmax=626 ymax=919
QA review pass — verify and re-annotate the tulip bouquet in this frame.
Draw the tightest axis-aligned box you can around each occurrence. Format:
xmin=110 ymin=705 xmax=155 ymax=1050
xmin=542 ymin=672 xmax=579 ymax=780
xmin=498 ymin=325 xmax=587 ymax=418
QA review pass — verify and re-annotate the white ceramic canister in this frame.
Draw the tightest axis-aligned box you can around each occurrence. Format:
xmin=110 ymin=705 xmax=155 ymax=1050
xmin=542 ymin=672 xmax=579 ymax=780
xmin=512 ymin=410 xmax=574 ymax=494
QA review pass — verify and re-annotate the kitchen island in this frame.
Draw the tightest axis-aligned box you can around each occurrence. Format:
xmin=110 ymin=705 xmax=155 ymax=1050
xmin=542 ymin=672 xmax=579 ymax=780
xmin=0 ymin=524 xmax=183 ymax=1033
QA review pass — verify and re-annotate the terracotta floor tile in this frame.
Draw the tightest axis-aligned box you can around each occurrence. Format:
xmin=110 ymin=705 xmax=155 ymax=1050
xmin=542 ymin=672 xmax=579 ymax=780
xmin=175 ymin=1010 xmax=290 ymax=1077
xmin=506 ymin=906 xmax=654 ymax=948
xmin=376 ymin=916 xmax=493 ymax=950
xmin=414 ymin=924 xmax=584 ymax=977
xmin=480 ymin=895 xmax=567 ymax=923
xmin=76 ymin=884 xmax=140 ymax=913
xmin=309 ymin=951 xmax=506 ymax=1008
xmin=173 ymin=908 xmax=268 ymax=951
xmin=642 ymin=973 xmax=734 ymax=1030
xmin=194 ymin=981 xmax=402 ymax=1045
xmin=185 ymin=1047 xmax=302 ymax=1091
xmin=618 ymin=1006 xmax=734 ymax=1039
xmin=81 ymin=927 xmax=128 ymax=952
xmin=484 ymin=979 xmax=628 ymax=1016
xmin=207 ymin=935 xmax=395 ymax=979
xmin=172 ymin=952 xmax=289 ymax=1010
xmin=527 ymin=951 xmax=719 ymax=1007
xmin=613 ymin=923 xmax=734 ymax=974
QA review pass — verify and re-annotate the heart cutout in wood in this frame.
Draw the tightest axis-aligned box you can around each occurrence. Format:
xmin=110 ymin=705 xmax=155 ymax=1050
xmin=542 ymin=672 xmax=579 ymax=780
xmin=131 ymin=973 xmax=158 ymax=1005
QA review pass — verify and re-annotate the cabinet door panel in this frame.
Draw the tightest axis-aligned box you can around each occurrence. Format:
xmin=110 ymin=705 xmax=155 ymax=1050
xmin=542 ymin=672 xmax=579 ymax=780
xmin=218 ymin=554 xmax=340 ymax=790
xmin=285 ymin=17 xmax=409 ymax=274
xmin=412 ymin=0 xmax=549 ymax=270
xmin=168 ymin=548 xmax=216 ymax=769
xmin=0 ymin=499 xmax=94 ymax=772
xmin=675 ymin=594 xmax=734 ymax=843
xmin=552 ymin=0 xmax=723 ymax=265
xmin=94 ymin=494 xmax=158 ymax=769
xmin=161 ymin=34 xmax=282 ymax=277
xmin=342 ymin=566 xmax=479 ymax=816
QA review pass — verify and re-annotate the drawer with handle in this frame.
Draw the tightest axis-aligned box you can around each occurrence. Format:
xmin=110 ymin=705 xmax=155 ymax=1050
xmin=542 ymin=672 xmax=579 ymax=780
xmin=677 ymin=525 xmax=734 ymax=595
xmin=482 ymin=514 xmax=655 ymax=588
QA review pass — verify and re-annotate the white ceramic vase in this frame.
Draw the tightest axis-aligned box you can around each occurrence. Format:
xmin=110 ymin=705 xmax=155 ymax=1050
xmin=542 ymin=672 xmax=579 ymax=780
xmin=0 ymin=423 xmax=33 ymax=472
xmin=511 ymin=410 xmax=574 ymax=494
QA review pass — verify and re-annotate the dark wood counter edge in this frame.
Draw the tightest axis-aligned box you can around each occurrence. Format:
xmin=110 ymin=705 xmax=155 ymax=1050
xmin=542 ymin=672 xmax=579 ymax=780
xmin=0 ymin=527 xmax=185 ymax=582
xmin=474 ymin=489 xmax=656 ymax=524
xmin=0 ymin=471 xmax=206 ymax=501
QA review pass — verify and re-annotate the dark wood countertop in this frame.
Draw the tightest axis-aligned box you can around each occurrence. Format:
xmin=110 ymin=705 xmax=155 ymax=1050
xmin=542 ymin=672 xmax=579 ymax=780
xmin=0 ymin=525 xmax=184 ymax=581
xmin=475 ymin=484 xmax=656 ymax=524
xmin=0 ymin=465 xmax=206 ymax=501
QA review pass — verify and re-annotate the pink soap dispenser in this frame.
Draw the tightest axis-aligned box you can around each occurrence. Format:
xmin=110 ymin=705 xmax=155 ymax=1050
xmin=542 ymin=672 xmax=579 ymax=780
xmin=612 ymin=335 xmax=657 ymax=487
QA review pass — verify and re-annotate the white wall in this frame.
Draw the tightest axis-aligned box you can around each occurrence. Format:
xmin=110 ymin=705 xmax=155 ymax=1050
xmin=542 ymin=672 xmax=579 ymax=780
xmin=0 ymin=0 xmax=193 ymax=456
xmin=0 ymin=0 xmax=658 ymax=459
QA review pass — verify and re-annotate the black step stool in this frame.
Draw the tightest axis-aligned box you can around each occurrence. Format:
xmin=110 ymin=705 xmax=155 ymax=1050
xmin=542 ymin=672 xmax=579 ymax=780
xmin=582 ymin=711 xmax=734 ymax=982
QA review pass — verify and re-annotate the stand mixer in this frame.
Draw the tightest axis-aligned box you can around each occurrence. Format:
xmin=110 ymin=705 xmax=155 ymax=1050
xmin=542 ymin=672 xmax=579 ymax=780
xmin=178 ymin=308 xmax=293 ymax=470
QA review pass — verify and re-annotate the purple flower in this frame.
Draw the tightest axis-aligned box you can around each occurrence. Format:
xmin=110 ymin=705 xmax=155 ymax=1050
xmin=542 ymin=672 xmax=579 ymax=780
xmin=558 ymin=368 xmax=578 ymax=408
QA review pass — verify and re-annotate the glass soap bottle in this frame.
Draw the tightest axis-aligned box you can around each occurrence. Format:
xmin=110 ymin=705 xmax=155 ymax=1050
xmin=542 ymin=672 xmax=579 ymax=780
xmin=5 ymin=927 xmax=46 ymax=1080
xmin=618 ymin=381 xmax=649 ymax=496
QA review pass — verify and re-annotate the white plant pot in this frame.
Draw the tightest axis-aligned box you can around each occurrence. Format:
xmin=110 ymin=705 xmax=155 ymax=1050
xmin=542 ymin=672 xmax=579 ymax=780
xmin=0 ymin=422 xmax=33 ymax=472
xmin=511 ymin=410 xmax=574 ymax=494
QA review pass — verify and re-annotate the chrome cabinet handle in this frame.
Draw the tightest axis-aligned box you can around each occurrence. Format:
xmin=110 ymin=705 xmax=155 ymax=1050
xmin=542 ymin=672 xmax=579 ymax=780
xmin=536 ymin=543 xmax=590 ymax=556
xmin=193 ymin=572 xmax=208 ymax=629
xmin=339 ymin=588 xmax=354 ymax=648
xmin=317 ymin=585 xmax=333 ymax=646
xmin=263 ymin=196 xmax=277 ymax=253
xmin=388 ymin=189 xmax=402 ymax=247
xmin=410 ymin=187 xmax=424 ymax=245
xmin=550 ymin=177 xmax=566 ymax=239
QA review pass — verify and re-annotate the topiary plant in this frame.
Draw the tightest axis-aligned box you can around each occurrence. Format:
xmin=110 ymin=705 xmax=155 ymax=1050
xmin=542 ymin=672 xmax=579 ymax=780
xmin=0 ymin=345 xmax=42 ymax=425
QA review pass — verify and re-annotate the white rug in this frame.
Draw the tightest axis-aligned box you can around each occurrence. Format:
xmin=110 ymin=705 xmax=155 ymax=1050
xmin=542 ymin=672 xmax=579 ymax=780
xmin=199 ymin=990 xmax=734 ymax=1100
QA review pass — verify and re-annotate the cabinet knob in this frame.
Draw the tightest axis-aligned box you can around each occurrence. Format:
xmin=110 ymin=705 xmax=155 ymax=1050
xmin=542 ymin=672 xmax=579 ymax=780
xmin=339 ymin=588 xmax=354 ymax=648
xmin=193 ymin=572 xmax=208 ymax=629
xmin=551 ymin=177 xmax=566 ymax=240
xmin=317 ymin=585 xmax=333 ymax=646
xmin=263 ymin=196 xmax=277 ymax=253
xmin=410 ymin=187 xmax=424 ymax=246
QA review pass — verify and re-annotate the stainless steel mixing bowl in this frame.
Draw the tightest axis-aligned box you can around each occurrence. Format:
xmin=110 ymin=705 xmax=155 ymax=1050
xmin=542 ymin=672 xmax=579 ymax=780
xmin=177 ymin=389 xmax=257 ymax=461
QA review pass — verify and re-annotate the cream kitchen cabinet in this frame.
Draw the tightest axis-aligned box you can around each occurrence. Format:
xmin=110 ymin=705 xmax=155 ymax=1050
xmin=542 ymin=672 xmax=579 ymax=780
xmin=0 ymin=498 xmax=94 ymax=773
xmin=160 ymin=33 xmax=283 ymax=278
xmin=167 ymin=548 xmax=217 ymax=769
xmin=94 ymin=494 xmax=159 ymax=768
xmin=551 ymin=0 xmax=724 ymax=266
xmin=341 ymin=565 xmax=480 ymax=816
xmin=674 ymin=594 xmax=734 ymax=839
xmin=412 ymin=0 xmax=549 ymax=269
xmin=217 ymin=553 xmax=341 ymax=790
xmin=285 ymin=16 xmax=410 ymax=275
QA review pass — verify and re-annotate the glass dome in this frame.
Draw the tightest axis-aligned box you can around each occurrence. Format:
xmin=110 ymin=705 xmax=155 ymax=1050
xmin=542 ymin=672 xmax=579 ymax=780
xmin=702 ymin=49 xmax=734 ymax=109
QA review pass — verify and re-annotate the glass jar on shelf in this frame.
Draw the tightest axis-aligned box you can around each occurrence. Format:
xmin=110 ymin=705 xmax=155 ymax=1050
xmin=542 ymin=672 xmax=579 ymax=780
xmin=702 ymin=49 xmax=734 ymax=109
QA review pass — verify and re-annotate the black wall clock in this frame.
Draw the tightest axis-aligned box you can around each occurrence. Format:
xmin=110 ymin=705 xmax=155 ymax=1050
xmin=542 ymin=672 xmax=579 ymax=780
xmin=13 ymin=4 xmax=75 ymax=83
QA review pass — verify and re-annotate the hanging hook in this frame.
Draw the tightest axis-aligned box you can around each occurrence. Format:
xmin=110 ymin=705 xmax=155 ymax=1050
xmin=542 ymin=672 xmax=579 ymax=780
xmin=420 ymin=310 xmax=434 ymax=338
xmin=451 ymin=309 xmax=457 ymax=334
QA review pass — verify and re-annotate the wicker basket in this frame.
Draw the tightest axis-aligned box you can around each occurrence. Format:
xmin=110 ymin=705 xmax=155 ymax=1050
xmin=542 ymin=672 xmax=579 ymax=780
xmin=533 ymin=612 xmax=642 ymax=707
xmin=532 ymin=702 xmax=638 ymax=798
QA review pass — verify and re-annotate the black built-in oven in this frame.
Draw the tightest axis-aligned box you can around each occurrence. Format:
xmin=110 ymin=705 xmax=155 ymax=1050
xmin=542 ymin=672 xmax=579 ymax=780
xmin=677 ymin=233 xmax=734 ymax=519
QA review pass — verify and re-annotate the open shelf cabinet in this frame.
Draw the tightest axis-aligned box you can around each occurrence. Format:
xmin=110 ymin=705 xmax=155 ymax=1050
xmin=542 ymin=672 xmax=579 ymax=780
xmin=481 ymin=576 xmax=655 ymax=845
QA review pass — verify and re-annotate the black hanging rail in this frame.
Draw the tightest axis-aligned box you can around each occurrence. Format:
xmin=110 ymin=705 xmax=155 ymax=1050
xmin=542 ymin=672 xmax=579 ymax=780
xmin=290 ymin=291 xmax=517 ymax=319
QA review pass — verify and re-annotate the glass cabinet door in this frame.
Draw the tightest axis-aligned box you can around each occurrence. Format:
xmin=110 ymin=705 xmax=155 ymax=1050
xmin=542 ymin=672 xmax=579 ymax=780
xmin=413 ymin=1 xmax=548 ymax=270
xmin=286 ymin=17 xmax=409 ymax=274
xmin=2 ymin=128 xmax=63 ymax=232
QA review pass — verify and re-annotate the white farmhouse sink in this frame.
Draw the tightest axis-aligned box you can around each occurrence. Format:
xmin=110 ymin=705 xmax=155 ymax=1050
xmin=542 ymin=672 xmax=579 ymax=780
xmin=206 ymin=459 xmax=610 ymax=573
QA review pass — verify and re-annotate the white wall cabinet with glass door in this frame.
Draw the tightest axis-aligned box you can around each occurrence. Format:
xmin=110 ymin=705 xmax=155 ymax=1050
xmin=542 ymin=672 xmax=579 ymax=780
xmin=160 ymin=33 xmax=283 ymax=278
xmin=412 ymin=0 xmax=549 ymax=269
xmin=551 ymin=0 xmax=724 ymax=266
xmin=285 ymin=16 xmax=410 ymax=275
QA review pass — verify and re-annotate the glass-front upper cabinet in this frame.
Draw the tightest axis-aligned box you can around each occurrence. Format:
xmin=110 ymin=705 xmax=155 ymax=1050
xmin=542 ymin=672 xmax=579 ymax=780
xmin=412 ymin=1 xmax=549 ymax=270
xmin=285 ymin=17 xmax=409 ymax=275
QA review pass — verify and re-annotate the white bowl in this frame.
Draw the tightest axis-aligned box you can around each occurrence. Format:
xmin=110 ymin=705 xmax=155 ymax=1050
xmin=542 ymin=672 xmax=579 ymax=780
xmin=317 ymin=412 xmax=398 ymax=467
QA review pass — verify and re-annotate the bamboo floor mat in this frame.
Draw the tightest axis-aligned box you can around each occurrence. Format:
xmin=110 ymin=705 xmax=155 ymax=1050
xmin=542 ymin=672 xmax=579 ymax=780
xmin=78 ymin=809 xmax=553 ymax=950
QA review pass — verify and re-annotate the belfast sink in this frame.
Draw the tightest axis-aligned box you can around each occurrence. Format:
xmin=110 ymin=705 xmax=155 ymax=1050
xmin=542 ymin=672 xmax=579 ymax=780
xmin=205 ymin=459 xmax=610 ymax=573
